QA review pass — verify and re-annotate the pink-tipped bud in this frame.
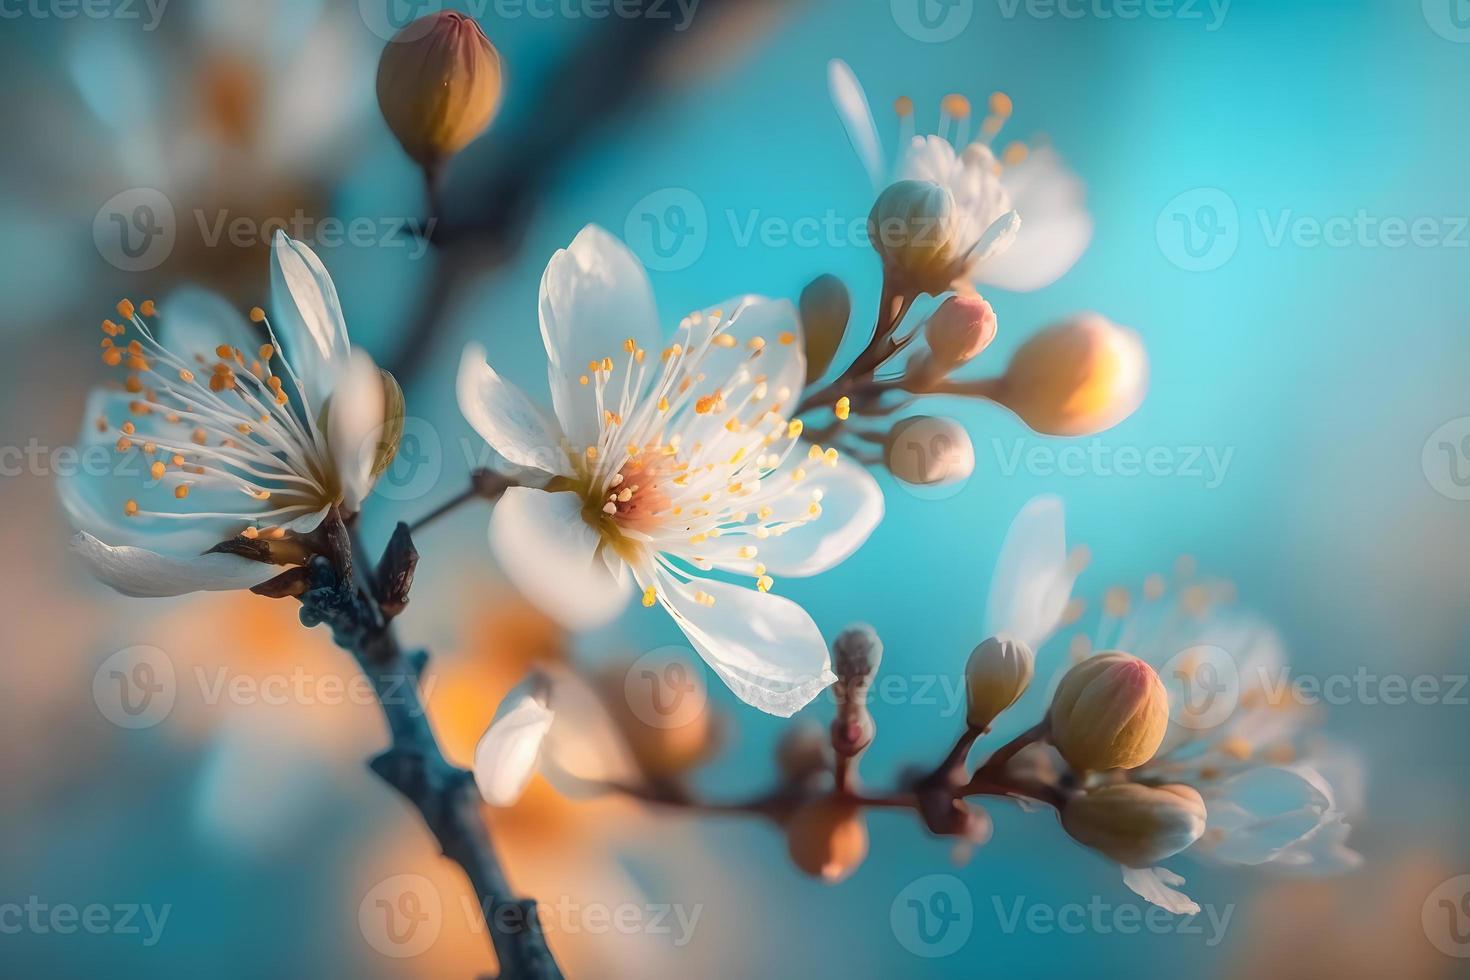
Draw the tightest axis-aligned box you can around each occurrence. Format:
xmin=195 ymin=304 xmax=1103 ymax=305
xmin=376 ymin=12 xmax=503 ymax=171
xmin=1061 ymin=783 xmax=1207 ymax=868
xmin=1049 ymin=652 xmax=1168 ymax=771
xmin=996 ymin=313 xmax=1147 ymax=436
xmin=924 ymin=294 xmax=997 ymax=372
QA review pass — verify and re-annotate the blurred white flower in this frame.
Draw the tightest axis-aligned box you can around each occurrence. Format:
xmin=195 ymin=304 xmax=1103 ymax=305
xmin=828 ymin=59 xmax=1092 ymax=293
xmin=458 ymin=225 xmax=884 ymax=716
xmin=62 ymin=233 xmax=389 ymax=597
xmin=984 ymin=495 xmax=1363 ymax=911
xmin=474 ymin=681 xmax=556 ymax=807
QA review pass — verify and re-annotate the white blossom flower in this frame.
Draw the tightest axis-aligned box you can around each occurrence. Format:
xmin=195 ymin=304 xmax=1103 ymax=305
xmin=457 ymin=225 xmax=884 ymax=716
xmin=983 ymin=495 xmax=1362 ymax=912
xmin=828 ymin=59 xmax=1092 ymax=293
xmin=61 ymin=232 xmax=391 ymax=597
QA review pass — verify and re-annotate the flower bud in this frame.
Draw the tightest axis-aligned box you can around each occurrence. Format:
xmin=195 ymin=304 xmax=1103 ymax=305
xmin=868 ymin=179 xmax=964 ymax=294
xmin=1049 ymin=652 xmax=1169 ymax=771
xmin=1061 ymin=783 xmax=1207 ymax=867
xmin=832 ymin=623 xmax=883 ymax=693
xmin=964 ymin=635 xmax=1034 ymax=731
xmin=924 ymin=294 xmax=997 ymax=372
xmin=995 ymin=313 xmax=1147 ymax=436
xmin=376 ymin=12 xmax=503 ymax=171
xmin=798 ymin=274 xmax=851 ymax=384
xmin=883 ymin=415 xmax=975 ymax=487
xmin=786 ymin=796 xmax=868 ymax=883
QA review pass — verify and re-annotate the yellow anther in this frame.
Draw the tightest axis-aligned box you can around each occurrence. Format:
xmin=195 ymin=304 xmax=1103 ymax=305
xmin=102 ymin=348 xmax=123 ymax=367
xmin=792 ymin=467 xmax=807 ymax=481
xmin=1002 ymin=141 xmax=1029 ymax=166
xmin=174 ymin=485 xmax=189 ymax=499
xmin=713 ymin=334 xmax=737 ymax=349
xmin=941 ymin=94 xmax=971 ymax=118
xmin=808 ymin=444 xmax=823 ymax=461
xmin=748 ymin=336 xmax=765 ymax=351
xmin=989 ymin=91 xmax=1013 ymax=117
xmin=215 ymin=345 xmax=234 ymax=359
xmin=250 ymin=307 xmax=266 ymax=323
xmin=894 ymin=96 xmax=914 ymax=117
xmin=116 ymin=299 xmax=135 ymax=319
xmin=123 ymin=499 xmax=139 ymax=517
xmin=835 ymin=397 xmax=850 ymax=421
xmin=140 ymin=300 xmax=156 ymax=317
xmin=585 ymin=446 xmax=599 ymax=460
xmin=786 ymin=419 xmax=804 ymax=438
xmin=579 ymin=375 xmax=589 ymax=386
xmin=823 ymin=447 xmax=839 ymax=466
xmin=658 ymin=396 xmax=669 ymax=412
xmin=601 ymin=357 xmax=614 ymax=372
xmin=756 ymin=575 xmax=774 ymax=593
xmin=642 ymin=586 xmax=658 ymax=608
xmin=258 ymin=343 xmax=274 ymax=360
xmin=737 ymin=546 xmax=757 ymax=559
xmin=623 ymin=337 xmax=637 ymax=353
xmin=149 ymin=461 xmax=166 ymax=480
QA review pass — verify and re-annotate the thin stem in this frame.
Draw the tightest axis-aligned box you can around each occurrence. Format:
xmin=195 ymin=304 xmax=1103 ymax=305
xmin=335 ymin=519 xmax=562 ymax=979
xmin=797 ymin=283 xmax=917 ymax=416
xmin=408 ymin=469 xmax=514 ymax=533
xmin=968 ymin=721 xmax=1048 ymax=786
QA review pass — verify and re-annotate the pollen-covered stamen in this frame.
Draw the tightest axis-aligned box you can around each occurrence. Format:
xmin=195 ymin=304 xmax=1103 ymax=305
xmin=94 ymin=299 xmax=338 ymax=530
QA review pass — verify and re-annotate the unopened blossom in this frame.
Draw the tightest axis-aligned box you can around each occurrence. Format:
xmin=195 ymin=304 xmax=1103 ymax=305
xmin=829 ymin=59 xmax=1091 ymax=294
xmin=785 ymin=795 xmax=868 ymax=883
xmin=458 ymin=225 xmax=884 ymax=716
xmin=1061 ymin=782 xmax=1207 ymax=868
xmin=993 ymin=312 xmax=1147 ymax=436
xmin=964 ymin=634 xmax=1034 ymax=731
xmin=924 ymin=294 xmax=997 ymax=371
xmin=62 ymin=233 xmax=391 ymax=597
xmin=473 ymin=680 xmax=554 ymax=807
xmin=797 ymin=274 xmax=851 ymax=384
xmin=1049 ymin=652 xmax=1170 ymax=771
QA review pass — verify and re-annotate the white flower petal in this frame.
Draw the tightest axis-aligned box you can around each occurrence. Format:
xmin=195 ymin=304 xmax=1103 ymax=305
xmin=538 ymin=663 xmax=642 ymax=797
xmin=69 ymin=531 xmax=280 ymax=597
xmin=487 ymin=488 xmax=629 ymax=631
xmin=538 ymin=225 xmax=660 ymax=450
xmin=968 ymin=209 xmax=1022 ymax=266
xmin=708 ymin=454 xmax=882 ymax=577
xmin=327 ymin=348 xmax=386 ymax=513
xmin=457 ymin=342 xmax=571 ymax=477
xmin=1121 ymin=866 xmax=1200 ymax=916
xmin=980 ymin=146 xmax=1093 ymax=292
xmin=270 ymin=230 xmax=350 ymax=412
xmin=657 ymin=570 xmax=834 ymax=717
xmin=1202 ymin=765 xmax=1340 ymax=866
xmin=984 ymin=494 xmax=1078 ymax=650
xmin=473 ymin=684 xmax=554 ymax=807
xmin=827 ymin=59 xmax=884 ymax=189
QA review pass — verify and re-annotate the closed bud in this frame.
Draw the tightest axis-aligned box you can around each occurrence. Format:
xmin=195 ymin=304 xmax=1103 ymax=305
xmin=376 ymin=12 xmax=503 ymax=171
xmin=868 ymin=179 xmax=964 ymax=295
xmin=924 ymin=294 xmax=997 ymax=373
xmin=786 ymin=795 xmax=868 ymax=883
xmin=996 ymin=313 xmax=1147 ymax=436
xmin=964 ymin=634 xmax=1034 ymax=731
xmin=371 ymin=369 xmax=405 ymax=478
xmin=1049 ymin=652 xmax=1169 ymax=771
xmin=798 ymin=274 xmax=851 ymax=384
xmin=831 ymin=623 xmax=883 ymax=693
xmin=1061 ymin=782 xmax=1207 ymax=867
xmin=883 ymin=415 xmax=975 ymax=487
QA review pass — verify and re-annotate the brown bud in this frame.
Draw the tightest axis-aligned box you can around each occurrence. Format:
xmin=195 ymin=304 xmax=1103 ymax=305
xmin=786 ymin=795 xmax=868 ymax=883
xmin=376 ymin=12 xmax=503 ymax=171
xmin=1049 ymin=652 xmax=1169 ymax=771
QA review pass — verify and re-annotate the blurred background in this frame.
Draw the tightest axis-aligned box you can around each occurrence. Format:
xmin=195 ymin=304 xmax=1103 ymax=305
xmin=2 ymin=0 xmax=1468 ymax=976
